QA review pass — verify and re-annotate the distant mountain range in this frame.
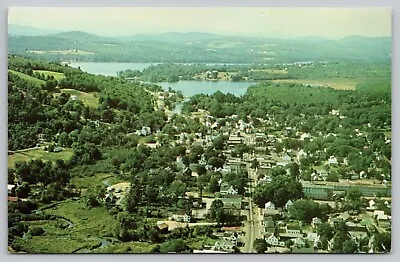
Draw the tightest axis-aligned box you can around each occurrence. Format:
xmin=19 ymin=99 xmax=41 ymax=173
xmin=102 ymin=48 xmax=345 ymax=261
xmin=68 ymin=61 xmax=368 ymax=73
xmin=8 ymin=24 xmax=66 ymax=36
xmin=8 ymin=24 xmax=391 ymax=64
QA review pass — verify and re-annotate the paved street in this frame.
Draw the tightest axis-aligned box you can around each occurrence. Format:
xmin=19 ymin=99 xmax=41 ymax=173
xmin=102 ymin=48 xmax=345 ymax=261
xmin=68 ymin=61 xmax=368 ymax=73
xmin=241 ymin=133 xmax=263 ymax=253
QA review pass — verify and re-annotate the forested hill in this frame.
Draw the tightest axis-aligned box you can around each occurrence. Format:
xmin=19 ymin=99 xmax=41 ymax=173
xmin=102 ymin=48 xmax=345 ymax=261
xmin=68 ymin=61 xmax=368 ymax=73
xmin=8 ymin=55 xmax=165 ymax=151
xmin=8 ymin=29 xmax=391 ymax=63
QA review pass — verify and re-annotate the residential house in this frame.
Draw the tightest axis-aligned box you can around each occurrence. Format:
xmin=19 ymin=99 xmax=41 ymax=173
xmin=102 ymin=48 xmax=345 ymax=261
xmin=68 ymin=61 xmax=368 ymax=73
xmin=7 ymin=184 xmax=16 ymax=195
xmin=338 ymin=211 xmax=351 ymax=222
xmin=264 ymin=201 xmax=280 ymax=216
xmin=373 ymin=210 xmax=391 ymax=228
xmin=171 ymin=212 xmax=191 ymax=223
xmin=367 ymin=199 xmax=377 ymax=210
xmin=328 ymin=156 xmax=338 ymax=165
xmin=220 ymin=182 xmax=239 ymax=196
xmin=223 ymin=232 xmax=238 ymax=246
xmin=145 ymin=142 xmax=159 ymax=149
xmin=212 ymin=239 xmax=234 ymax=253
xmin=346 ymin=222 xmax=367 ymax=232
xmin=284 ymin=200 xmax=293 ymax=210
xmin=138 ymin=126 xmax=151 ymax=136
xmin=265 ymin=233 xmax=279 ymax=246
xmin=285 ymin=225 xmax=301 ymax=235
xmin=311 ymin=217 xmax=322 ymax=228
xmin=157 ymin=223 xmax=169 ymax=234
xmin=265 ymin=201 xmax=276 ymax=210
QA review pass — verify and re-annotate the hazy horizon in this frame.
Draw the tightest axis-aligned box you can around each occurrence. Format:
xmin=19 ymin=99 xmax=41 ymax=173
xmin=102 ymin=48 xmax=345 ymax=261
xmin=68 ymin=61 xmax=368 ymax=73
xmin=8 ymin=7 xmax=391 ymax=39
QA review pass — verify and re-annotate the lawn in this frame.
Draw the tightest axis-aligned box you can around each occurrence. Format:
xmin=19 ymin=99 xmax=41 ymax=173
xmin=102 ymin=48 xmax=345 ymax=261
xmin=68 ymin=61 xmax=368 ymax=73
xmin=33 ymin=70 xmax=66 ymax=81
xmin=59 ymin=89 xmax=99 ymax=107
xmin=8 ymin=70 xmax=45 ymax=87
xmin=188 ymin=236 xmax=217 ymax=250
xmin=8 ymin=148 xmax=74 ymax=168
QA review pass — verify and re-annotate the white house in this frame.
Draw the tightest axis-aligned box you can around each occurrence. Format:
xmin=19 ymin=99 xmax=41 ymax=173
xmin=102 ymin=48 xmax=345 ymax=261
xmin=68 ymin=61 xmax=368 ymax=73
xmin=265 ymin=201 xmax=276 ymax=210
xmin=311 ymin=217 xmax=322 ymax=228
xmin=7 ymin=184 xmax=16 ymax=195
xmin=285 ymin=225 xmax=301 ymax=234
xmin=328 ymin=156 xmax=338 ymax=165
xmin=212 ymin=240 xmax=234 ymax=252
xmin=265 ymin=233 xmax=279 ymax=246
xmin=284 ymin=200 xmax=293 ymax=210
xmin=223 ymin=233 xmax=238 ymax=246
xmin=220 ymin=183 xmax=239 ymax=196
xmin=172 ymin=213 xmax=191 ymax=223
xmin=367 ymin=199 xmax=377 ymax=210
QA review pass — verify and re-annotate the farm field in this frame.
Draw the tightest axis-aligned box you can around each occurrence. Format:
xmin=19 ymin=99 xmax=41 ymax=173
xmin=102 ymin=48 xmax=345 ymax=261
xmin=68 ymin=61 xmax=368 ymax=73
xmin=33 ymin=70 xmax=66 ymax=81
xmin=58 ymin=89 xmax=99 ymax=107
xmin=271 ymin=78 xmax=358 ymax=90
xmin=8 ymin=147 xmax=74 ymax=168
xmin=8 ymin=69 xmax=45 ymax=87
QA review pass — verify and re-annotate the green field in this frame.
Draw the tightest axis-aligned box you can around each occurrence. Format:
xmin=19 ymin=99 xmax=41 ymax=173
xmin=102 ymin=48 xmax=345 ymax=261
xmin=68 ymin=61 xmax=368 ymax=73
xmin=8 ymin=70 xmax=45 ymax=87
xmin=59 ymin=89 xmax=99 ymax=107
xmin=70 ymin=173 xmax=124 ymax=190
xmin=95 ymin=242 xmax=156 ymax=254
xmin=8 ymin=148 xmax=74 ymax=168
xmin=33 ymin=70 xmax=66 ymax=81
xmin=271 ymin=78 xmax=358 ymax=90
xmin=14 ymin=199 xmax=119 ymax=253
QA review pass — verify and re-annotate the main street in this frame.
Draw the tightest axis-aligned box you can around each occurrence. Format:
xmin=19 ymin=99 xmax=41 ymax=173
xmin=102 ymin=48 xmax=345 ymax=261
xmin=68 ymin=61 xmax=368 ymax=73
xmin=241 ymin=133 xmax=263 ymax=253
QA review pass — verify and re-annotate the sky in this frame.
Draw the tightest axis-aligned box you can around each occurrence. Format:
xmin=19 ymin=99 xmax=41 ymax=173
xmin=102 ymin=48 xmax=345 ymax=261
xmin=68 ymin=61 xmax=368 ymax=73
xmin=8 ymin=7 xmax=392 ymax=38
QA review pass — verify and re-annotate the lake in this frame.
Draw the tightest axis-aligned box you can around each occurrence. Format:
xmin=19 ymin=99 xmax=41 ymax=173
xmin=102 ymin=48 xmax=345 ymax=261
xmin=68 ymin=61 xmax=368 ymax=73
xmin=69 ymin=62 xmax=257 ymax=97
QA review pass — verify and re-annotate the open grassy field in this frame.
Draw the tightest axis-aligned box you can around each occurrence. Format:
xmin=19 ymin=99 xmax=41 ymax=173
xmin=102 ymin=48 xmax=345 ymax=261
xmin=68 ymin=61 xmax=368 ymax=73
xmin=95 ymin=242 xmax=156 ymax=254
xmin=8 ymin=70 xmax=45 ymax=87
xmin=271 ymin=78 xmax=358 ymax=90
xmin=33 ymin=70 xmax=66 ymax=81
xmin=59 ymin=89 xmax=99 ymax=107
xmin=15 ymin=199 xmax=119 ymax=253
xmin=70 ymin=173 xmax=124 ymax=190
xmin=8 ymin=148 xmax=74 ymax=168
